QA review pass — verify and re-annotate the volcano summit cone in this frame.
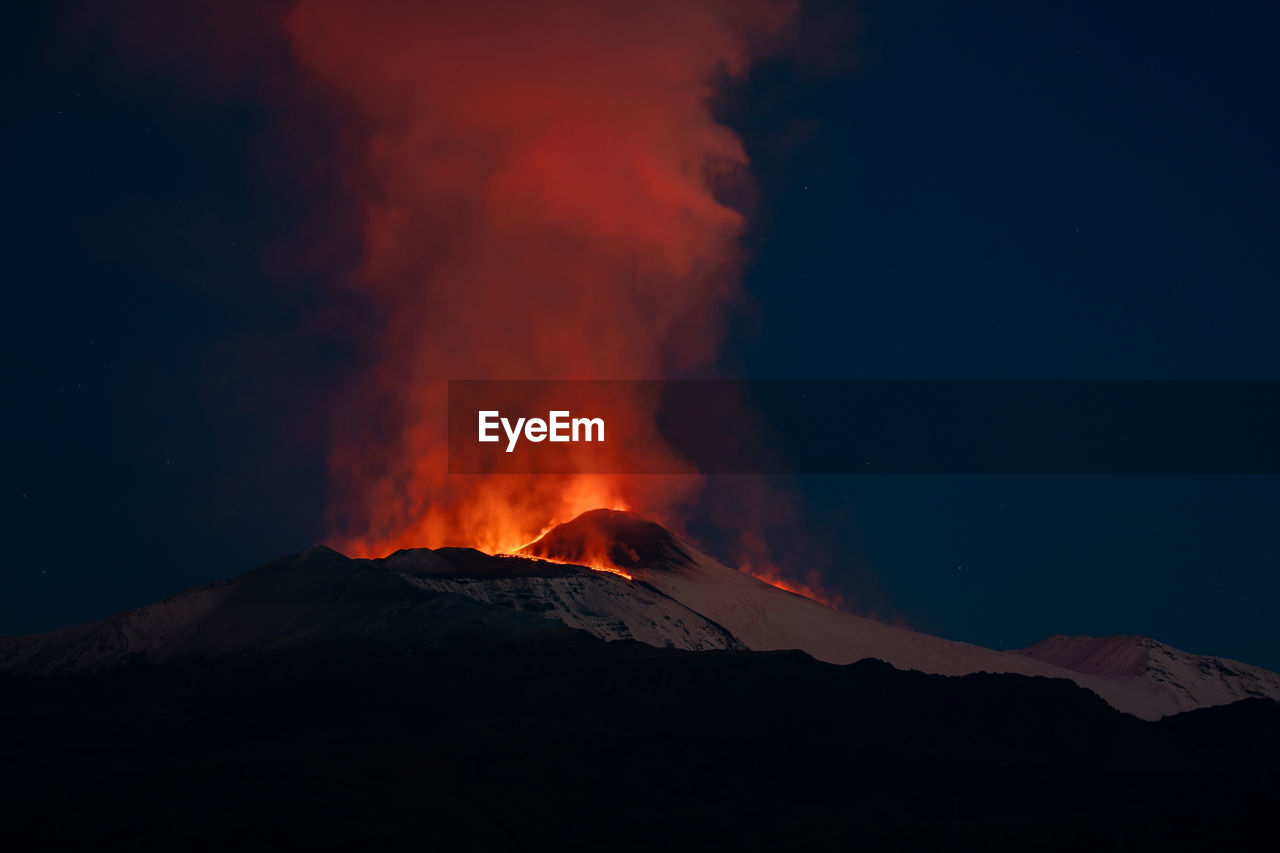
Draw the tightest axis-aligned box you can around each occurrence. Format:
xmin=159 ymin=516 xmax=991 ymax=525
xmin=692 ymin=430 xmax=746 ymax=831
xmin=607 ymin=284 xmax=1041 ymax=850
xmin=518 ymin=508 xmax=694 ymax=574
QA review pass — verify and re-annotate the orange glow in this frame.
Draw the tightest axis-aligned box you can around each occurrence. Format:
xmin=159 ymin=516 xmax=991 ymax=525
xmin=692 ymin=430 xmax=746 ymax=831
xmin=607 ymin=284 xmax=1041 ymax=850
xmin=505 ymin=553 xmax=634 ymax=582
xmin=497 ymin=512 xmax=636 ymax=581
xmin=515 ymin=517 xmax=641 ymax=581
xmin=738 ymin=559 xmax=845 ymax=610
xmin=282 ymin=0 xmax=796 ymax=556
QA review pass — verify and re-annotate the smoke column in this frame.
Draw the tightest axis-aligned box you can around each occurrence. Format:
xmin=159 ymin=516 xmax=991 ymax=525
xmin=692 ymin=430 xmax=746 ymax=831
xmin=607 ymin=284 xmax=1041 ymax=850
xmin=281 ymin=0 xmax=796 ymax=555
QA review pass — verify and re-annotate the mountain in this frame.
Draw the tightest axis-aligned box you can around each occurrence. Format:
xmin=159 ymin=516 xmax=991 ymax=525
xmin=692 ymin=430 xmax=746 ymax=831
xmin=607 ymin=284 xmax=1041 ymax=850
xmin=4 ymin=509 xmax=1275 ymax=723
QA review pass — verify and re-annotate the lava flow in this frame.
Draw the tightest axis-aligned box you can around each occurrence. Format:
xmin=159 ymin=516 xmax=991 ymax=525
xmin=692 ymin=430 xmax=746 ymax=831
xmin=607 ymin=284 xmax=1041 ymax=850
xmin=512 ymin=508 xmax=846 ymax=608
xmin=508 ymin=509 xmax=653 ymax=581
xmin=506 ymin=553 xmax=634 ymax=582
xmin=747 ymin=570 xmax=844 ymax=610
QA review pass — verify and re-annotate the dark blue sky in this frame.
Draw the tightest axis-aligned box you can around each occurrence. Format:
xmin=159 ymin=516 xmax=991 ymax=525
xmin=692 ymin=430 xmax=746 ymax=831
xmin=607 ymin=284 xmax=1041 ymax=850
xmin=6 ymin=2 xmax=1278 ymax=667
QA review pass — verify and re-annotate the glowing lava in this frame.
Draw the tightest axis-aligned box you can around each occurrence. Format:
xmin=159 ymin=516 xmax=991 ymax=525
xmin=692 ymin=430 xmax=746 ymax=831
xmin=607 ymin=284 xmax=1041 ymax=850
xmin=502 ymin=553 xmax=634 ymax=582
xmin=735 ymin=556 xmax=845 ymax=610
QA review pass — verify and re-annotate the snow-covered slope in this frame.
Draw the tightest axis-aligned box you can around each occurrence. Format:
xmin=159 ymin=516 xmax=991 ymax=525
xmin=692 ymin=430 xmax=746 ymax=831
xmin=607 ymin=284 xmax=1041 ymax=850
xmin=1015 ymin=634 xmax=1280 ymax=719
xmin=408 ymin=572 xmax=742 ymax=651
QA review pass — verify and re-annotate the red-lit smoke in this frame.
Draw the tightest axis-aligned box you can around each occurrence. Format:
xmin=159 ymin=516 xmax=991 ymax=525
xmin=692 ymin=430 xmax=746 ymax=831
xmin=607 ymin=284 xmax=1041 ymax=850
xmin=281 ymin=0 xmax=797 ymax=555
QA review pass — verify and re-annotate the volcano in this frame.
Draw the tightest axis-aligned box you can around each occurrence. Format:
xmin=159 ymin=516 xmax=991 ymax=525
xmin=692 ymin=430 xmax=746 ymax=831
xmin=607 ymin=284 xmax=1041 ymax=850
xmin=4 ymin=509 xmax=1277 ymax=721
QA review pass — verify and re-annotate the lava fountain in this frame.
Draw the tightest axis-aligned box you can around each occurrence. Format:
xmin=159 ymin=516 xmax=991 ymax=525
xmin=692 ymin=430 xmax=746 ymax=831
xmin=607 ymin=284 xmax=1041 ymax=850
xmin=281 ymin=0 xmax=797 ymax=557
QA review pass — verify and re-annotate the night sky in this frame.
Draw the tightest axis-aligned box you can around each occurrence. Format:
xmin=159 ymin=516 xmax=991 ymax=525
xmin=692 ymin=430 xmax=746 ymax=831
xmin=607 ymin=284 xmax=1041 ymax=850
xmin=7 ymin=2 xmax=1279 ymax=668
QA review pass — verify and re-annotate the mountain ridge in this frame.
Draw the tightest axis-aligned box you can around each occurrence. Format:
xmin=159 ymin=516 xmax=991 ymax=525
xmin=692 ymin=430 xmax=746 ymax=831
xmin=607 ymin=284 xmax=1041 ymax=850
xmin=3 ymin=509 xmax=1276 ymax=721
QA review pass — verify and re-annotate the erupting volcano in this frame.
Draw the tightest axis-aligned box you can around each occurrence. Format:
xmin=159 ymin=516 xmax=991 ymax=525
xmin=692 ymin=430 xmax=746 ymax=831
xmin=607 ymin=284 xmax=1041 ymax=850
xmin=17 ymin=2 xmax=1279 ymax=847
xmin=266 ymin=0 xmax=803 ymax=561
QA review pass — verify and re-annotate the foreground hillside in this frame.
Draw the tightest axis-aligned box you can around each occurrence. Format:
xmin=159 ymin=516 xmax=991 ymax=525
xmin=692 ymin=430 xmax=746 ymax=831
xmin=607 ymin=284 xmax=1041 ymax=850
xmin=3 ymin=617 xmax=1278 ymax=851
